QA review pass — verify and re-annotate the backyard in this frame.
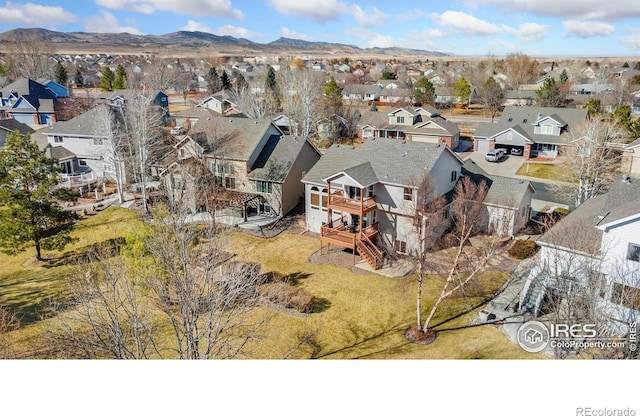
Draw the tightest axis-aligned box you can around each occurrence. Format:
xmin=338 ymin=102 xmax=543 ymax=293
xmin=515 ymin=162 xmax=575 ymax=181
xmin=1 ymin=207 xmax=539 ymax=359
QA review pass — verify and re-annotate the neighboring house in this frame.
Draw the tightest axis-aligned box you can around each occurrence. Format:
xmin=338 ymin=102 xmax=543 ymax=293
xmin=99 ymin=89 xmax=170 ymax=120
xmin=462 ymin=160 xmax=535 ymax=236
xmin=0 ymin=118 xmax=35 ymax=147
xmin=356 ymin=106 xmax=460 ymax=148
xmin=301 ymin=138 xmax=464 ymax=269
xmin=0 ymin=78 xmax=58 ymax=127
xmin=162 ymin=117 xmax=321 ymax=219
xmin=474 ymin=106 xmax=588 ymax=159
xmin=621 ymin=138 xmax=640 ymax=176
xmin=520 ymin=175 xmax=640 ymax=331
xmin=196 ymin=91 xmax=238 ymax=115
xmin=30 ymin=105 xmax=120 ymax=188
xmin=171 ymin=106 xmax=219 ymax=131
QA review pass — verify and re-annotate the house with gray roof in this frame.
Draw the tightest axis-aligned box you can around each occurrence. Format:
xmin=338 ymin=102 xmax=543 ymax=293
xmin=474 ymin=106 xmax=588 ymax=159
xmin=520 ymin=174 xmax=640 ymax=330
xmin=161 ymin=117 xmax=321 ymax=219
xmin=356 ymin=106 xmax=460 ymax=149
xmin=301 ymin=138 xmax=464 ymax=269
xmin=0 ymin=118 xmax=34 ymax=148
xmin=462 ymin=160 xmax=535 ymax=236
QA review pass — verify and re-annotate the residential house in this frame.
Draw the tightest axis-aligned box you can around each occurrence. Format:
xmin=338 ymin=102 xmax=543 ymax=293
xmin=171 ymin=106 xmax=219 ymax=131
xmin=36 ymin=78 xmax=69 ymax=98
xmin=462 ymin=160 xmax=535 ymax=236
xmin=99 ymin=89 xmax=170 ymax=120
xmin=473 ymin=106 xmax=589 ymax=159
xmin=0 ymin=118 xmax=35 ymax=147
xmin=0 ymin=78 xmax=58 ymax=127
xmin=622 ymin=138 xmax=640 ymax=176
xmin=520 ymin=174 xmax=640 ymax=331
xmin=356 ymin=106 xmax=460 ymax=148
xmin=162 ymin=117 xmax=321 ymax=219
xmin=196 ymin=91 xmax=238 ymax=115
xmin=301 ymin=138 xmax=464 ymax=269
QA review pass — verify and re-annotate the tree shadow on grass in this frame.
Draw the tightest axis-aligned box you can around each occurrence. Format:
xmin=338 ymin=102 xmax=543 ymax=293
xmin=43 ymin=237 xmax=126 ymax=268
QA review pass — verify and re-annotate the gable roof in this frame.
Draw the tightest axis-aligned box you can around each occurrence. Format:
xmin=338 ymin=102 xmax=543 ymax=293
xmin=248 ymin=135 xmax=317 ymax=183
xmin=31 ymin=105 xmax=110 ymax=145
xmin=0 ymin=78 xmax=56 ymax=110
xmin=461 ymin=159 xmax=535 ymax=208
xmin=596 ymin=175 xmax=640 ymax=229
xmin=0 ymin=118 xmax=35 ymax=135
xmin=302 ymin=138 xmax=462 ymax=187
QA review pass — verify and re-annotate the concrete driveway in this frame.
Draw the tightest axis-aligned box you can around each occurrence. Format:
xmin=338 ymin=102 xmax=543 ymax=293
xmin=463 ymin=151 xmax=525 ymax=177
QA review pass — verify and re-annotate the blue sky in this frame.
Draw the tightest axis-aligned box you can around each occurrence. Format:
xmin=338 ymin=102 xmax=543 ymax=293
xmin=0 ymin=0 xmax=639 ymax=57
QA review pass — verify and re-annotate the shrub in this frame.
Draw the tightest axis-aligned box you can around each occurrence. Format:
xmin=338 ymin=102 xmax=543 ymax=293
xmin=508 ymin=239 xmax=538 ymax=260
xmin=258 ymin=282 xmax=314 ymax=313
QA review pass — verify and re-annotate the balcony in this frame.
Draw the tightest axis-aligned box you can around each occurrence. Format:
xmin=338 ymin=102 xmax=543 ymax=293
xmin=320 ymin=218 xmax=379 ymax=250
xmin=327 ymin=189 xmax=376 ymax=215
xmin=59 ymin=170 xmax=100 ymax=189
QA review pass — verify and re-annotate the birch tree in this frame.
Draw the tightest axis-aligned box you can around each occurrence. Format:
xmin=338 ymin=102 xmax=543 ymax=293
xmin=278 ymin=66 xmax=322 ymax=138
xmin=550 ymin=118 xmax=624 ymax=207
xmin=96 ymin=105 xmax=126 ymax=203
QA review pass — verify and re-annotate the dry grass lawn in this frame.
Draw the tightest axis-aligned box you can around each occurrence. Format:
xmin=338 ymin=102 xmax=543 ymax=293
xmin=515 ymin=163 xmax=575 ymax=182
xmin=3 ymin=207 xmax=542 ymax=359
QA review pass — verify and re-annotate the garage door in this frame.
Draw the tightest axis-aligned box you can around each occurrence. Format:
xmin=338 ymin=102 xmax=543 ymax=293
xmin=476 ymin=138 xmax=490 ymax=153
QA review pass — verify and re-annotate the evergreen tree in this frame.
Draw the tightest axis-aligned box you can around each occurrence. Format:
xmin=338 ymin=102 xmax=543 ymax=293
xmin=634 ymin=62 xmax=640 ymax=71
xmin=560 ymin=69 xmax=569 ymax=83
xmin=584 ymin=98 xmax=602 ymax=117
xmin=622 ymin=61 xmax=630 ymax=68
xmin=478 ymin=77 xmax=504 ymax=122
xmin=324 ymin=76 xmax=343 ymax=113
xmin=74 ymin=69 xmax=84 ymax=87
xmin=113 ymin=64 xmax=127 ymax=90
xmin=536 ymin=77 xmax=563 ymax=107
xmin=220 ymin=71 xmax=231 ymax=90
xmin=100 ymin=67 xmax=115 ymax=91
xmin=0 ymin=131 xmax=77 ymax=261
xmin=453 ymin=76 xmax=471 ymax=105
xmin=54 ymin=63 xmax=68 ymax=86
xmin=413 ymin=76 xmax=436 ymax=104
xmin=381 ymin=71 xmax=397 ymax=80
xmin=206 ymin=66 xmax=220 ymax=93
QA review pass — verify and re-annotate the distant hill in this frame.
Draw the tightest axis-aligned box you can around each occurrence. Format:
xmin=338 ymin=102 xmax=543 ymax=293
xmin=0 ymin=28 xmax=451 ymax=58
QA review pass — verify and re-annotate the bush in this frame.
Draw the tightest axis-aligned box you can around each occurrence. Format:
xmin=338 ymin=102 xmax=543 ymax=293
xmin=507 ymin=239 xmax=538 ymax=260
xmin=258 ymin=282 xmax=314 ymax=313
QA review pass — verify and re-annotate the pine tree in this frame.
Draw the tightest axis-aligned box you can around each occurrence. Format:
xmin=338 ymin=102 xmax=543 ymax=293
xmin=536 ymin=77 xmax=563 ymax=107
xmin=206 ymin=66 xmax=220 ymax=93
xmin=114 ymin=64 xmax=127 ymax=90
xmin=453 ymin=76 xmax=471 ymax=105
xmin=54 ymin=63 xmax=68 ymax=85
xmin=220 ymin=71 xmax=231 ymax=90
xmin=100 ymin=67 xmax=115 ymax=91
xmin=324 ymin=76 xmax=343 ymax=112
xmin=413 ymin=77 xmax=436 ymax=104
xmin=0 ymin=131 xmax=77 ymax=261
xmin=74 ymin=69 xmax=84 ymax=87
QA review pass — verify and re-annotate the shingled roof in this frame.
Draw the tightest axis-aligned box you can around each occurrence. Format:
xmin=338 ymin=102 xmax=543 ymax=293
xmin=461 ymin=159 xmax=535 ymax=208
xmin=302 ymin=138 xmax=461 ymax=187
xmin=248 ymin=135 xmax=314 ymax=183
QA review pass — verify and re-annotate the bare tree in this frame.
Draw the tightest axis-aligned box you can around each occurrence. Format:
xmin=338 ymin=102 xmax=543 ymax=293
xmin=4 ymin=32 xmax=56 ymax=79
xmin=409 ymin=176 xmax=505 ymax=343
xmin=140 ymin=206 xmax=271 ymax=359
xmin=550 ymin=118 xmax=624 ymax=207
xmin=277 ymin=65 xmax=322 ymax=138
xmin=96 ymin=105 xmax=126 ymax=203
xmin=477 ymin=77 xmax=504 ymax=122
xmin=505 ymin=53 xmax=539 ymax=90
xmin=0 ymin=306 xmax=19 ymax=359
xmin=141 ymin=57 xmax=176 ymax=91
xmin=45 ymin=246 xmax=162 ymax=359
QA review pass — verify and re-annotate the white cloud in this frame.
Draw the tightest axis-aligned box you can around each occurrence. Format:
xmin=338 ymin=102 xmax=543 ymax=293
xmin=344 ymin=28 xmax=395 ymax=48
xmin=84 ymin=10 xmax=143 ymax=34
xmin=268 ymin=0 xmax=345 ymax=23
xmin=478 ymin=0 xmax=640 ymax=21
xmin=563 ymin=20 xmax=615 ymax=38
xmin=0 ymin=2 xmax=76 ymax=26
xmin=180 ymin=20 xmax=263 ymax=39
xmin=432 ymin=11 xmax=501 ymax=36
xmin=350 ymin=5 xmax=387 ymax=27
xmin=94 ymin=0 xmax=244 ymax=19
xmin=622 ymin=27 xmax=640 ymax=50
xmin=280 ymin=27 xmax=312 ymax=41
xmin=180 ymin=20 xmax=214 ymax=33
xmin=396 ymin=8 xmax=429 ymax=22
xmin=502 ymin=22 xmax=550 ymax=41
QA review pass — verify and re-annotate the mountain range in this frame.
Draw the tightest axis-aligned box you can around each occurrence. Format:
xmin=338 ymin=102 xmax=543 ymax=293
xmin=0 ymin=28 xmax=450 ymax=58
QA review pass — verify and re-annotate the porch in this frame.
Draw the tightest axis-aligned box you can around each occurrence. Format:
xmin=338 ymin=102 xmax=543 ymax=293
xmin=320 ymin=217 xmax=383 ymax=270
xmin=327 ymin=189 xmax=376 ymax=215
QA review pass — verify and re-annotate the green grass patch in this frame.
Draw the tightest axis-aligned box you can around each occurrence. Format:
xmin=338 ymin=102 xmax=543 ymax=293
xmin=515 ymin=163 xmax=576 ymax=182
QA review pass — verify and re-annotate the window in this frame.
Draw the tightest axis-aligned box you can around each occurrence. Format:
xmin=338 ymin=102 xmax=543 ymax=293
xmin=310 ymin=193 xmax=320 ymax=209
xmin=451 ymin=170 xmax=457 ymax=182
xmin=394 ymin=240 xmax=407 ymax=254
xmin=214 ymin=161 xmax=235 ymax=189
xmin=53 ymin=136 xmax=63 ymax=143
xmin=627 ymin=243 xmax=640 ymax=262
xmin=256 ymin=181 xmax=272 ymax=194
xmin=403 ymin=187 xmax=413 ymax=201
xmin=321 ymin=190 xmax=328 ymax=212
xmin=612 ymin=283 xmax=640 ymax=310
xmin=223 ymin=176 xmax=236 ymax=189
xmin=397 ymin=116 xmax=405 ymax=124
xmin=215 ymin=162 xmax=234 ymax=175
xmin=78 ymin=159 xmax=88 ymax=167
xmin=541 ymin=124 xmax=553 ymax=134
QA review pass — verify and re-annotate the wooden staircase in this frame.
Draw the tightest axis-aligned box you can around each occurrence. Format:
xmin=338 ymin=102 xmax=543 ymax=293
xmin=355 ymin=233 xmax=384 ymax=270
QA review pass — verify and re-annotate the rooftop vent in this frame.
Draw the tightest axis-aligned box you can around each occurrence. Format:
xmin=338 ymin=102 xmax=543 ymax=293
xmin=622 ymin=174 xmax=631 ymax=183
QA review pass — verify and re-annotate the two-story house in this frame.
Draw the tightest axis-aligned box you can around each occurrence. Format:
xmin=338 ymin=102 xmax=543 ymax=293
xmin=474 ymin=106 xmax=588 ymax=159
xmin=520 ymin=174 xmax=640 ymax=331
xmin=356 ymin=106 xmax=460 ymax=148
xmin=162 ymin=117 xmax=321 ymax=220
xmin=301 ymin=138 xmax=464 ymax=269
xmin=0 ymin=78 xmax=58 ymax=127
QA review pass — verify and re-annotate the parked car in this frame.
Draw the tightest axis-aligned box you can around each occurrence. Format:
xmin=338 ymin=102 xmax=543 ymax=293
xmin=485 ymin=149 xmax=504 ymax=162
xmin=511 ymin=147 xmax=523 ymax=156
xmin=170 ymin=126 xmax=187 ymax=135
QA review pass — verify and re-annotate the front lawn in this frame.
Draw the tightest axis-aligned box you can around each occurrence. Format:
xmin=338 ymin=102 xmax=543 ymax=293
xmin=515 ymin=162 xmax=575 ymax=182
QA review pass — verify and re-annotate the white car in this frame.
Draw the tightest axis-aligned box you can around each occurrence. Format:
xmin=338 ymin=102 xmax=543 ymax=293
xmin=485 ymin=149 xmax=504 ymax=162
xmin=170 ymin=126 xmax=187 ymax=135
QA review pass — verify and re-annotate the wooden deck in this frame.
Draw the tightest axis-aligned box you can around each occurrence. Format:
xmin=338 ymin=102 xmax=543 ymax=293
xmin=327 ymin=190 xmax=376 ymax=215
xmin=320 ymin=222 xmax=379 ymax=250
